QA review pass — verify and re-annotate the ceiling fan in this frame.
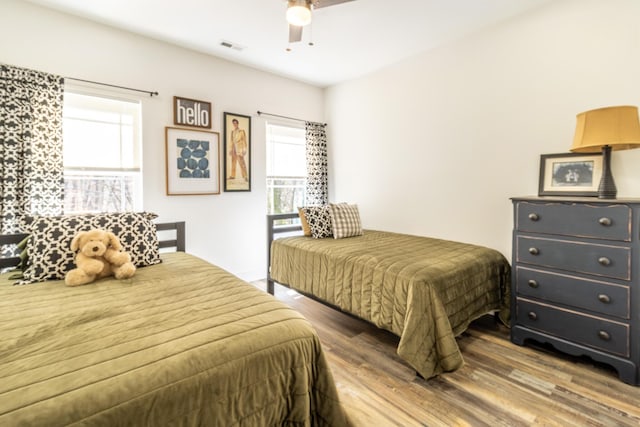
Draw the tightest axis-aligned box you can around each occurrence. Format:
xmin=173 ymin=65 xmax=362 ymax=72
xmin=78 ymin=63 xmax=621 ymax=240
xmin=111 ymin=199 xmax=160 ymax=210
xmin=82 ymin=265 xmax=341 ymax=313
xmin=286 ymin=0 xmax=356 ymax=44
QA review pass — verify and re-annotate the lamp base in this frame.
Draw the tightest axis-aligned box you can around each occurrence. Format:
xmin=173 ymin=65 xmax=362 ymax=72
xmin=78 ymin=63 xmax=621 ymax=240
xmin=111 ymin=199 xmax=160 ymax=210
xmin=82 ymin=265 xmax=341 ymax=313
xmin=598 ymin=145 xmax=617 ymax=199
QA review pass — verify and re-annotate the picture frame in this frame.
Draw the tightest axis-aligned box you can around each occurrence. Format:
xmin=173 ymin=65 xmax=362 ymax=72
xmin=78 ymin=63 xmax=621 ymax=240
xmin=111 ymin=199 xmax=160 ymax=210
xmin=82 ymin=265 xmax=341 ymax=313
xmin=165 ymin=126 xmax=220 ymax=195
xmin=223 ymin=112 xmax=252 ymax=192
xmin=538 ymin=152 xmax=603 ymax=197
xmin=173 ymin=96 xmax=212 ymax=129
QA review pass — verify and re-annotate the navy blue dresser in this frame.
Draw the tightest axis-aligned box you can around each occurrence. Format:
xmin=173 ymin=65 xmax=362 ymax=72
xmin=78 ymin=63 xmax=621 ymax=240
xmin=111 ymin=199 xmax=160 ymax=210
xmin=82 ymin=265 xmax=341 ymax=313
xmin=511 ymin=197 xmax=639 ymax=385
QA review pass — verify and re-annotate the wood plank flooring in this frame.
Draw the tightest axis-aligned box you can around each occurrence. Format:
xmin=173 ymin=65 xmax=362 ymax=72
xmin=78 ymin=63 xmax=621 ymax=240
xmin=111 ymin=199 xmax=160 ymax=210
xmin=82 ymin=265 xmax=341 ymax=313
xmin=255 ymin=281 xmax=640 ymax=426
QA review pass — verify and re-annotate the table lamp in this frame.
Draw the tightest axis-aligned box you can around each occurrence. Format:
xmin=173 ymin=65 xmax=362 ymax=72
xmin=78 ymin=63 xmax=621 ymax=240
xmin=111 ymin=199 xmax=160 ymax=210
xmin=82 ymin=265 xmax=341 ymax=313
xmin=570 ymin=105 xmax=640 ymax=199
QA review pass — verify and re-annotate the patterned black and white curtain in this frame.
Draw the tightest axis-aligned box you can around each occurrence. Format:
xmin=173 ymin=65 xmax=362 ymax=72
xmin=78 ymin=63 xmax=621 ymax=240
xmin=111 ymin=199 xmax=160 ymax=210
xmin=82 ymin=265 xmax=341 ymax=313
xmin=304 ymin=121 xmax=328 ymax=205
xmin=0 ymin=64 xmax=65 ymax=235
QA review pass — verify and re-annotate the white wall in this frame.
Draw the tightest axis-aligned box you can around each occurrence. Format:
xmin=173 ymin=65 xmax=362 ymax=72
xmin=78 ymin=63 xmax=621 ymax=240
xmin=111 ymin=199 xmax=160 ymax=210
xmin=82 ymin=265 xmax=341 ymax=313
xmin=0 ymin=0 xmax=324 ymax=280
xmin=4 ymin=0 xmax=640 ymax=275
xmin=325 ymin=0 xmax=640 ymax=258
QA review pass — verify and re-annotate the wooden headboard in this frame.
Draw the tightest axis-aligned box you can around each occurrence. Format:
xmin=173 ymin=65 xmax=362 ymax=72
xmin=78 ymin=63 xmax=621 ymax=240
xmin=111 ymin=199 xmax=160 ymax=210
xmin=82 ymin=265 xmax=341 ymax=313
xmin=0 ymin=233 xmax=29 ymax=270
xmin=156 ymin=221 xmax=186 ymax=252
xmin=266 ymin=213 xmax=303 ymax=294
xmin=0 ymin=221 xmax=186 ymax=271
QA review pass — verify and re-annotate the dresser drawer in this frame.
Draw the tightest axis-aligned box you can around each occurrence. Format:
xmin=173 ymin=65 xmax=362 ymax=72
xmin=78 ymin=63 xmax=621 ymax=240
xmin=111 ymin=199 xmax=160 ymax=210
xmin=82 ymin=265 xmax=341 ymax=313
xmin=516 ymin=298 xmax=629 ymax=356
xmin=516 ymin=236 xmax=631 ymax=280
xmin=515 ymin=201 xmax=631 ymax=241
xmin=515 ymin=266 xmax=630 ymax=319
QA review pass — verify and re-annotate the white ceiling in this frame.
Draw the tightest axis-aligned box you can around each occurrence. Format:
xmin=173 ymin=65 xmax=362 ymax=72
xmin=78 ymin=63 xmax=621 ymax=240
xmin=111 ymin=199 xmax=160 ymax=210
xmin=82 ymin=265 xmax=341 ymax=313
xmin=23 ymin=0 xmax=552 ymax=87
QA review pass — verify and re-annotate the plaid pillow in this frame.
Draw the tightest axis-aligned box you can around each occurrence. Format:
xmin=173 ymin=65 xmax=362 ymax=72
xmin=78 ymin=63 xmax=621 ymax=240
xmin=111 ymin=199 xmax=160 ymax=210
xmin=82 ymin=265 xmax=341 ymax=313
xmin=329 ymin=203 xmax=363 ymax=239
xmin=303 ymin=206 xmax=333 ymax=239
xmin=17 ymin=212 xmax=161 ymax=284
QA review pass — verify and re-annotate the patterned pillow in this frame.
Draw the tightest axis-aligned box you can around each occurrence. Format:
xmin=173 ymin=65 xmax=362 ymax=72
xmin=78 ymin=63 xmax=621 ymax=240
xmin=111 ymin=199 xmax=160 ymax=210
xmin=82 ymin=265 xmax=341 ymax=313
xmin=302 ymin=206 xmax=333 ymax=239
xmin=329 ymin=203 xmax=363 ymax=239
xmin=6 ymin=235 xmax=29 ymax=280
xmin=298 ymin=207 xmax=312 ymax=237
xmin=18 ymin=212 xmax=161 ymax=284
xmin=16 ymin=235 xmax=29 ymax=271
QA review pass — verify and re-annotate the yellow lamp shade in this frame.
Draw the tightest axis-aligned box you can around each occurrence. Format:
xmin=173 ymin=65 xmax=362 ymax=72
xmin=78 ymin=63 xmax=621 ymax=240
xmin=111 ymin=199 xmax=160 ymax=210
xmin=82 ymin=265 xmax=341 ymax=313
xmin=571 ymin=105 xmax=640 ymax=153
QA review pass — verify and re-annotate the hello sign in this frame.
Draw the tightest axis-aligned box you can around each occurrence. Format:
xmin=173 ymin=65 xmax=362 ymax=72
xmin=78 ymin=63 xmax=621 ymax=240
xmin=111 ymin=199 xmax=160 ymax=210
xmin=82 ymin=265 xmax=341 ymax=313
xmin=173 ymin=96 xmax=212 ymax=129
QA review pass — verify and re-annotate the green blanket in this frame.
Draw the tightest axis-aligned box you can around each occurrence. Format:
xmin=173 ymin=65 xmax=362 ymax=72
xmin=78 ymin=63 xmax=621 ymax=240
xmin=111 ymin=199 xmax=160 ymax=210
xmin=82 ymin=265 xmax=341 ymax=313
xmin=0 ymin=252 xmax=350 ymax=426
xmin=270 ymin=230 xmax=511 ymax=379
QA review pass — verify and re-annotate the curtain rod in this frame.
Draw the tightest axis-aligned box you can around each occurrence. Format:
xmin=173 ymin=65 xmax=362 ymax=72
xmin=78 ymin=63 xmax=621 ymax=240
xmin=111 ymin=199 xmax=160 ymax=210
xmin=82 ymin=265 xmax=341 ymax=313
xmin=256 ymin=111 xmax=326 ymax=126
xmin=65 ymin=77 xmax=159 ymax=97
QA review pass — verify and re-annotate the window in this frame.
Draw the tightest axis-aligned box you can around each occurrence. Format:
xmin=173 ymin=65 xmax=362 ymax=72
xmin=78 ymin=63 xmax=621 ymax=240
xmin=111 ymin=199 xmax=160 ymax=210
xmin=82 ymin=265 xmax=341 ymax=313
xmin=266 ymin=123 xmax=306 ymax=214
xmin=63 ymin=92 xmax=142 ymax=213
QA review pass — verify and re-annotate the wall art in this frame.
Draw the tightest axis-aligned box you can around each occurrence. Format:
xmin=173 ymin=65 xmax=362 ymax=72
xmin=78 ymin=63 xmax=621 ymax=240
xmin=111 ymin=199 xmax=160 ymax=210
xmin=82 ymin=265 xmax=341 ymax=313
xmin=173 ymin=96 xmax=212 ymax=129
xmin=538 ymin=152 xmax=603 ymax=196
xmin=223 ymin=112 xmax=251 ymax=192
xmin=165 ymin=126 xmax=220 ymax=195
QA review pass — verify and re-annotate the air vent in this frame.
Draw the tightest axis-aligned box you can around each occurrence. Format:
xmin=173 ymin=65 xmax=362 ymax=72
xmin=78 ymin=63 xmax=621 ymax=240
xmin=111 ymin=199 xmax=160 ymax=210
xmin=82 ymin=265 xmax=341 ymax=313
xmin=220 ymin=40 xmax=245 ymax=51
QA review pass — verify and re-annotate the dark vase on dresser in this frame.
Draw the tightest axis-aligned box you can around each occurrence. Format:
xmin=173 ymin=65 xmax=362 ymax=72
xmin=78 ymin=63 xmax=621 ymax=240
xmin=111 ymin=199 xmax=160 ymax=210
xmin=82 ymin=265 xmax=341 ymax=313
xmin=511 ymin=196 xmax=639 ymax=385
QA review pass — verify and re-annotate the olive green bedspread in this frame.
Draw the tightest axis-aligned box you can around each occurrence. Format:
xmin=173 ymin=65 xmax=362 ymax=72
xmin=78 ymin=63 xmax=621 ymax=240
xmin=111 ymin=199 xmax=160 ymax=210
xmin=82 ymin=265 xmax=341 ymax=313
xmin=0 ymin=252 xmax=350 ymax=426
xmin=270 ymin=230 xmax=511 ymax=380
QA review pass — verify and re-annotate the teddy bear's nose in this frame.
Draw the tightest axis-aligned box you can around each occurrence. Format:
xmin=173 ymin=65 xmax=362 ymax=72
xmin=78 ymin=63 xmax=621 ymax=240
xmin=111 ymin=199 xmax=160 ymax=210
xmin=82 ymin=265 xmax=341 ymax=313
xmin=92 ymin=246 xmax=99 ymax=252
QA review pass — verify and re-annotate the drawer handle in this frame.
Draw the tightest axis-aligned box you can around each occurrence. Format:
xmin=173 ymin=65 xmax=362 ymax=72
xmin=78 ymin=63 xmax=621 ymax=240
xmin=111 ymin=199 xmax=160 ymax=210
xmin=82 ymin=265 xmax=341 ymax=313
xmin=598 ymin=217 xmax=612 ymax=226
xmin=598 ymin=257 xmax=611 ymax=266
xmin=598 ymin=294 xmax=611 ymax=304
xmin=528 ymin=247 xmax=539 ymax=255
xmin=527 ymin=280 xmax=539 ymax=288
xmin=598 ymin=330 xmax=611 ymax=341
xmin=527 ymin=312 xmax=537 ymax=320
xmin=528 ymin=213 xmax=539 ymax=221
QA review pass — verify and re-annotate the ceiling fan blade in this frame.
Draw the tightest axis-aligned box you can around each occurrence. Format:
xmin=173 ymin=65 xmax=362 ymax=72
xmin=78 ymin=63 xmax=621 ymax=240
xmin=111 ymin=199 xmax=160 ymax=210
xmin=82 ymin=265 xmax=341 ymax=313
xmin=289 ymin=24 xmax=303 ymax=43
xmin=312 ymin=0 xmax=355 ymax=9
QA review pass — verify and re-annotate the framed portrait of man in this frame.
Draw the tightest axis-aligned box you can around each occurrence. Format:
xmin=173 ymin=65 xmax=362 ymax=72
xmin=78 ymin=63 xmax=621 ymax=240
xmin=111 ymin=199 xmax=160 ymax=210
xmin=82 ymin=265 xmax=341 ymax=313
xmin=223 ymin=112 xmax=251 ymax=192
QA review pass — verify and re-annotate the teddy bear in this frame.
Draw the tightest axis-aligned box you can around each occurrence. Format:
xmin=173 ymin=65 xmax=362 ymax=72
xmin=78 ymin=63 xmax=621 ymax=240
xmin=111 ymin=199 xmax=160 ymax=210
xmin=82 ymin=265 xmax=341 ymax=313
xmin=64 ymin=229 xmax=136 ymax=286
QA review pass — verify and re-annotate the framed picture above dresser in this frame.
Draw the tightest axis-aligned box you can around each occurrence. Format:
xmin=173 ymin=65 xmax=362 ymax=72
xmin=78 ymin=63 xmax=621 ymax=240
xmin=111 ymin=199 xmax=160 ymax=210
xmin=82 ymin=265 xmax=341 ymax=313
xmin=510 ymin=196 xmax=639 ymax=385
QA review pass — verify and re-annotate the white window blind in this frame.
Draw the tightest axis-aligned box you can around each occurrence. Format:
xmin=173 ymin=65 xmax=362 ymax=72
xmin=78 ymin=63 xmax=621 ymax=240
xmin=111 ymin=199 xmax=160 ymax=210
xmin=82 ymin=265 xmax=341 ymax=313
xmin=63 ymin=92 xmax=143 ymax=213
xmin=266 ymin=123 xmax=306 ymax=214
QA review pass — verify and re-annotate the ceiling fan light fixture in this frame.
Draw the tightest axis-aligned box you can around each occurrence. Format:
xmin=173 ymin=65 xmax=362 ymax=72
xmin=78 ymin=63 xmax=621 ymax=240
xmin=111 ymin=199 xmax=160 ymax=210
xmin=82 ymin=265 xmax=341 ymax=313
xmin=287 ymin=1 xmax=312 ymax=26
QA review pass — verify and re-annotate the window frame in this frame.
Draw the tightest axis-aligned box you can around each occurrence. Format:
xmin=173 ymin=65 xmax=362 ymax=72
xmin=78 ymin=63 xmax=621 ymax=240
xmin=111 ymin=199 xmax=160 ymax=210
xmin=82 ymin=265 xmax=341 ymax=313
xmin=62 ymin=86 xmax=144 ymax=214
xmin=265 ymin=120 xmax=307 ymax=215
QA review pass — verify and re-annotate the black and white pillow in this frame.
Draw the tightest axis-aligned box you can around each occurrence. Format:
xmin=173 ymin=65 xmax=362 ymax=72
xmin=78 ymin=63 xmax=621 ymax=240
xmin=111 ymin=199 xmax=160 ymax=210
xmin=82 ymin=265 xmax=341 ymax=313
xmin=302 ymin=206 xmax=333 ymax=239
xmin=18 ymin=212 xmax=161 ymax=284
xmin=329 ymin=203 xmax=363 ymax=239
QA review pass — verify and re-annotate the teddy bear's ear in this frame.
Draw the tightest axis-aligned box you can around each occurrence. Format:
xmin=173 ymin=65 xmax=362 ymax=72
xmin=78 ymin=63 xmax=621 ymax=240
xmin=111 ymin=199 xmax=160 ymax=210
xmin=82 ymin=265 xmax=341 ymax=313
xmin=107 ymin=232 xmax=122 ymax=250
xmin=70 ymin=232 xmax=87 ymax=252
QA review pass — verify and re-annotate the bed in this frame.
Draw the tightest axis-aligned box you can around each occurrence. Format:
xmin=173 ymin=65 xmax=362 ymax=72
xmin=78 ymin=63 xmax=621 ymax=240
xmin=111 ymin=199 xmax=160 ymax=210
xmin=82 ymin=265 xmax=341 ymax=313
xmin=267 ymin=212 xmax=511 ymax=380
xmin=0 ymin=218 xmax=350 ymax=426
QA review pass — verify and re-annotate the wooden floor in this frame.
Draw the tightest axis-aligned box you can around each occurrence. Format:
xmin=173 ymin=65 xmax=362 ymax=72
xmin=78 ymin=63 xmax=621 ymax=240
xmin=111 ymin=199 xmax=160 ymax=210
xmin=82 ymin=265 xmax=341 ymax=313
xmin=255 ymin=281 xmax=640 ymax=427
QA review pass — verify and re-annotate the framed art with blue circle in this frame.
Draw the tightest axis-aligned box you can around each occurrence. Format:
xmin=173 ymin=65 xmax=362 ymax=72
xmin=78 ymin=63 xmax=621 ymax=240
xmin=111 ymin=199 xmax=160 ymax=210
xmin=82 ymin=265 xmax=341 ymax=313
xmin=165 ymin=126 xmax=220 ymax=195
